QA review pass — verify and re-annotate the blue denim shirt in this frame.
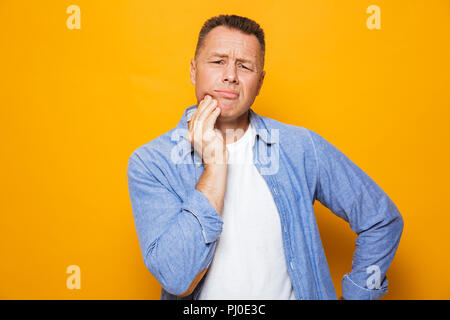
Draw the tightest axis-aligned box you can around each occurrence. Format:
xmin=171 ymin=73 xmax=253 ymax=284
xmin=127 ymin=105 xmax=404 ymax=300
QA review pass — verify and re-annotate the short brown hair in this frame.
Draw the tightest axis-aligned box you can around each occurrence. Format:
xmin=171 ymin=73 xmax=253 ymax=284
xmin=194 ymin=14 xmax=265 ymax=68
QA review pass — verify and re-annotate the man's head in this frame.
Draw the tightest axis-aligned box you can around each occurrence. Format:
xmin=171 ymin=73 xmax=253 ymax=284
xmin=190 ymin=15 xmax=266 ymax=122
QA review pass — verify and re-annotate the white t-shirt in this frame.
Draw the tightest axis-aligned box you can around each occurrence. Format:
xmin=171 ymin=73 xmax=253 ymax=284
xmin=198 ymin=122 xmax=296 ymax=300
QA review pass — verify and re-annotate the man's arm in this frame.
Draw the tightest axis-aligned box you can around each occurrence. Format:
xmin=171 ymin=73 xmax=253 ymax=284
xmin=307 ymin=129 xmax=404 ymax=300
xmin=127 ymin=153 xmax=224 ymax=296
xmin=178 ymin=163 xmax=228 ymax=297
xmin=128 ymin=96 xmax=228 ymax=297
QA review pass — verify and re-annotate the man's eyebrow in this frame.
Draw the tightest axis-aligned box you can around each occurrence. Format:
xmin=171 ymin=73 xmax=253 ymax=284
xmin=208 ymin=52 xmax=255 ymax=64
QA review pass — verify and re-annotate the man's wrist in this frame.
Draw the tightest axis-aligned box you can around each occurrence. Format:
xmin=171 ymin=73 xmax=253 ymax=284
xmin=195 ymin=185 xmax=223 ymax=215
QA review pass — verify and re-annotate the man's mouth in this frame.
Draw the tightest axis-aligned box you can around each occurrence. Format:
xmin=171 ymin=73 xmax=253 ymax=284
xmin=214 ymin=90 xmax=239 ymax=99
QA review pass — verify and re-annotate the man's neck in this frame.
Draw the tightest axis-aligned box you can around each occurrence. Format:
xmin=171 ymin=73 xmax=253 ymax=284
xmin=215 ymin=110 xmax=250 ymax=145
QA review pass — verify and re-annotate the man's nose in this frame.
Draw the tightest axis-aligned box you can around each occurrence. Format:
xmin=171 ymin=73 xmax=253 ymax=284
xmin=223 ymin=64 xmax=238 ymax=84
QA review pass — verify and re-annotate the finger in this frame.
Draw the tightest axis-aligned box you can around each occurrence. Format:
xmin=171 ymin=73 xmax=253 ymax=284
xmin=194 ymin=95 xmax=215 ymax=124
xmin=204 ymin=106 xmax=221 ymax=131
xmin=192 ymin=97 xmax=216 ymax=139
xmin=189 ymin=94 xmax=211 ymax=131
xmin=189 ymin=95 xmax=212 ymax=147
xmin=197 ymin=98 xmax=217 ymax=125
xmin=196 ymin=94 xmax=212 ymax=115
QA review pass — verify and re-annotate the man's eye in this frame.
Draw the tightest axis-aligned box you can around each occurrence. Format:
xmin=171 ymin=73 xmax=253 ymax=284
xmin=237 ymin=63 xmax=251 ymax=70
xmin=212 ymin=60 xmax=223 ymax=64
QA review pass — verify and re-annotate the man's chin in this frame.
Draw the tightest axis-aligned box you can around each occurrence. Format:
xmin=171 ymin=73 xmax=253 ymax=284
xmin=216 ymin=98 xmax=237 ymax=114
xmin=216 ymin=101 xmax=250 ymax=123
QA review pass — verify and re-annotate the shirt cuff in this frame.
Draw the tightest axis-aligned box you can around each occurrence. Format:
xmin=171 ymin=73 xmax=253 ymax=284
xmin=342 ymin=274 xmax=388 ymax=300
xmin=181 ymin=189 xmax=224 ymax=244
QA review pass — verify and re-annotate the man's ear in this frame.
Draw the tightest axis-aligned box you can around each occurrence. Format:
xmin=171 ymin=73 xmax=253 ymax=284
xmin=256 ymin=70 xmax=266 ymax=96
xmin=190 ymin=59 xmax=196 ymax=85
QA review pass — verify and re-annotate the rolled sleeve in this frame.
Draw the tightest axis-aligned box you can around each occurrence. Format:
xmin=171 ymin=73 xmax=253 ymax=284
xmin=342 ymin=274 xmax=388 ymax=300
xmin=182 ymin=189 xmax=224 ymax=244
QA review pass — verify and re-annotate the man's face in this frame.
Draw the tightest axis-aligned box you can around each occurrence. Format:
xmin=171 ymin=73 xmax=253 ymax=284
xmin=190 ymin=26 xmax=266 ymax=121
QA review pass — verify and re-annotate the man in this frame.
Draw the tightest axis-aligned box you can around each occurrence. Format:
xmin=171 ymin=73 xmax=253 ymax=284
xmin=127 ymin=14 xmax=404 ymax=300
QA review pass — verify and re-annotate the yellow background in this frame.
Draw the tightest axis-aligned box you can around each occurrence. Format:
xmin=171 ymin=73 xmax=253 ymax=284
xmin=1 ymin=0 xmax=449 ymax=299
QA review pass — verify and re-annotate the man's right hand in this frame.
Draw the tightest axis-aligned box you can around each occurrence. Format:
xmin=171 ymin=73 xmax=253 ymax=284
xmin=187 ymin=95 xmax=228 ymax=166
xmin=187 ymin=95 xmax=229 ymax=216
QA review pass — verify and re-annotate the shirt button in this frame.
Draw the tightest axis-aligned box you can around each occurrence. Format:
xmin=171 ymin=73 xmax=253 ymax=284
xmin=290 ymin=261 xmax=295 ymax=270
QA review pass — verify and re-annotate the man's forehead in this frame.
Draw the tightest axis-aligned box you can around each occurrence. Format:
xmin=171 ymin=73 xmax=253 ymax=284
xmin=202 ymin=27 xmax=260 ymax=57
